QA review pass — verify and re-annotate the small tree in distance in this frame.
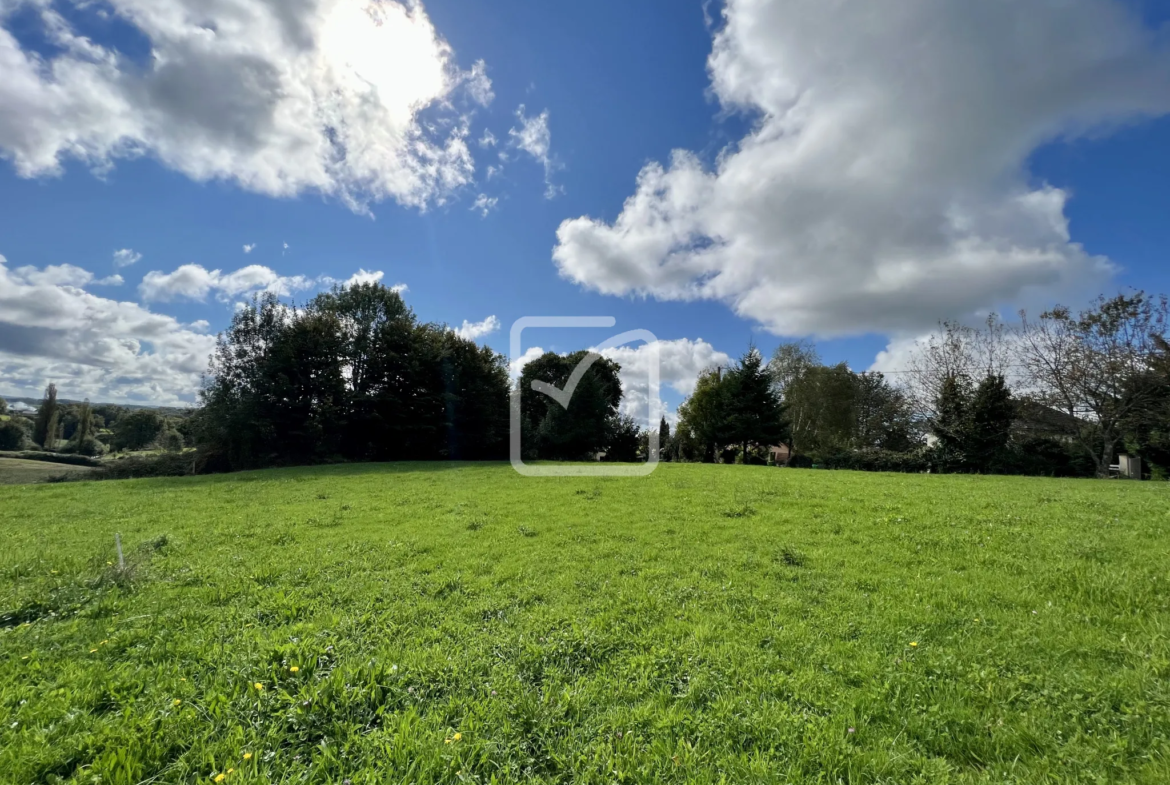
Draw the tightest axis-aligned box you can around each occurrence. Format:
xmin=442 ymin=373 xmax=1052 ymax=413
xmin=33 ymin=383 xmax=60 ymax=451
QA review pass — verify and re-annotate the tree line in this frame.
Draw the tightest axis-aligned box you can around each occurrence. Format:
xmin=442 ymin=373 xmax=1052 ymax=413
xmin=4 ymin=286 xmax=1167 ymax=480
xmin=664 ymin=291 xmax=1170 ymax=479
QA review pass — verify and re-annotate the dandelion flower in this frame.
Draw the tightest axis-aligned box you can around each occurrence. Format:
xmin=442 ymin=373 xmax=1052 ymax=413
xmin=444 ymin=738 xmax=452 ymax=745
xmin=909 ymin=642 xmax=918 ymax=647
xmin=90 ymin=648 xmax=98 ymax=653
xmin=214 ymin=775 xmax=226 ymax=783
xmin=174 ymin=699 xmax=182 ymax=706
xmin=289 ymin=666 xmax=299 ymax=673
xmin=254 ymin=682 xmax=264 ymax=691
xmin=243 ymin=753 xmax=252 ymax=761
xmin=227 ymin=769 xmax=234 ymax=774
xmin=453 ymin=732 xmax=462 ymax=741
xmin=180 ymin=678 xmax=187 ymax=682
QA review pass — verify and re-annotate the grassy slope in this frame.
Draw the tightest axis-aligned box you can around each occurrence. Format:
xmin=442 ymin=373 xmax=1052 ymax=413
xmin=1 ymin=464 xmax=1168 ymax=784
xmin=0 ymin=458 xmax=96 ymax=486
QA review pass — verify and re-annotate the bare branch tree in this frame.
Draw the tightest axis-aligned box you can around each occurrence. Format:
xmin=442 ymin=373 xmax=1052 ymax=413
xmin=1018 ymin=292 xmax=1168 ymax=477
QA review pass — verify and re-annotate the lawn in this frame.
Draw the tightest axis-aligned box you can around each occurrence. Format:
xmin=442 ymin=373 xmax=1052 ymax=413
xmin=1 ymin=463 xmax=1168 ymax=784
xmin=0 ymin=457 xmax=97 ymax=486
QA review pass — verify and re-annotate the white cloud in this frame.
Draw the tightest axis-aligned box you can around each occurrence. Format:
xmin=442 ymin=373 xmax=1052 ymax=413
xmin=462 ymin=59 xmax=494 ymax=107
xmin=479 ymin=129 xmax=498 ymax=148
xmin=509 ymin=346 xmax=545 ymax=380
xmin=509 ymin=104 xmax=560 ymax=198
xmin=454 ymin=315 xmax=500 ymax=341
xmin=189 ymin=319 xmax=211 ymax=332
xmin=112 ymin=249 xmax=142 ymax=268
xmin=243 ymin=244 xmax=256 ymax=254
xmin=0 ymin=254 xmax=216 ymax=404
xmin=597 ymin=338 xmax=731 ymax=424
xmin=10 ymin=264 xmax=96 ymax=288
xmin=94 ymin=274 xmax=124 ymax=286
xmin=139 ymin=264 xmax=314 ymax=302
xmin=552 ymin=0 xmax=1170 ymax=337
xmin=343 ymin=269 xmax=384 ymax=288
xmin=0 ymin=0 xmax=483 ymax=213
xmin=471 ymin=193 xmax=499 ymax=217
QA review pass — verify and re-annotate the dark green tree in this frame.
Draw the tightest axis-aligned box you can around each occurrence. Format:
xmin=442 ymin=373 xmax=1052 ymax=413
xmin=520 ymin=351 xmax=623 ymax=460
xmin=724 ymin=347 xmax=789 ymax=463
xmin=113 ymin=409 xmax=166 ymax=452
xmin=657 ymin=416 xmax=671 ymax=461
xmin=967 ymin=375 xmax=1015 ymax=472
xmin=930 ymin=374 xmax=973 ymax=471
xmin=0 ymin=396 xmax=8 ymax=415
xmin=0 ymin=419 xmax=29 ymax=450
xmin=676 ymin=367 xmax=729 ymax=462
xmin=604 ymin=414 xmax=643 ymax=462
xmin=853 ymin=372 xmax=916 ymax=452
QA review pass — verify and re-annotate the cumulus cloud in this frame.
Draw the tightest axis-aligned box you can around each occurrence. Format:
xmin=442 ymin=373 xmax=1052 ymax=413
xmin=0 ymin=254 xmax=216 ymax=404
xmin=509 ymin=346 xmax=545 ymax=380
xmin=243 ymin=244 xmax=256 ymax=254
xmin=112 ymin=249 xmax=142 ymax=268
xmin=139 ymin=264 xmax=314 ymax=302
xmin=598 ymin=338 xmax=731 ymax=424
xmin=0 ymin=0 xmax=484 ymax=212
xmin=471 ymin=193 xmax=499 ymax=217
xmin=552 ymin=0 xmax=1170 ymax=338
xmin=454 ymin=315 xmax=500 ymax=341
xmin=509 ymin=105 xmax=559 ymax=198
xmin=95 ymin=274 xmax=124 ymax=286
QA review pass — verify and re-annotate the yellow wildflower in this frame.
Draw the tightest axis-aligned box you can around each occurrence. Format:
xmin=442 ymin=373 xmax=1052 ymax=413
xmin=243 ymin=753 xmax=253 ymax=761
xmin=254 ymin=682 xmax=264 ymax=691
xmin=909 ymin=642 xmax=918 ymax=648
xmin=289 ymin=666 xmax=299 ymax=673
xmin=90 ymin=648 xmax=98 ymax=653
xmin=453 ymin=732 xmax=462 ymax=741
xmin=227 ymin=769 xmax=234 ymax=774
xmin=174 ymin=699 xmax=182 ymax=706
xmin=214 ymin=775 xmax=226 ymax=784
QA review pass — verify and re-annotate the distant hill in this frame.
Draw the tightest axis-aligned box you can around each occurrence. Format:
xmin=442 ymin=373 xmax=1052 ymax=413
xmin=0 ymin=395 xmax=195 ymax=418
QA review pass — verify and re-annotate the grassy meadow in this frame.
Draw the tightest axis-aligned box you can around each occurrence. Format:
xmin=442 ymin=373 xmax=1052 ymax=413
xmin=2 ymin=463 xmax=1169 ymax=784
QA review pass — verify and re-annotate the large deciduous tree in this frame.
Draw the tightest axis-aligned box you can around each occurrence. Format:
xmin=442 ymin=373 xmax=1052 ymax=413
xmin=519 ymin=351 xmax=623 ymax=460
xmin=1019 ymin=292 xmax=1169 ymax=477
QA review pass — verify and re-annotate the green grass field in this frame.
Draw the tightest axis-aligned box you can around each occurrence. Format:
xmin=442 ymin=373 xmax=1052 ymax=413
xmin=0 ymin=457 xmax=97 ymax=486
xmin=2 ymin=464 xmax=1169 ymax=784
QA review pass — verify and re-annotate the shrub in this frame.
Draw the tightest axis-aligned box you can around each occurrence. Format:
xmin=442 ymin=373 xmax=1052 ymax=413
xmin=0 ymin=420 xmax=29 ymax=451
xmin=70 ymin=436 xmax=109 ymax=457
xmin=819 ymin=448 xmax=932 ymax=473
xmin=0 ymin=450 xmax=101 ymax=467
xmin=156 ymin=429 xmax=185 ymax=453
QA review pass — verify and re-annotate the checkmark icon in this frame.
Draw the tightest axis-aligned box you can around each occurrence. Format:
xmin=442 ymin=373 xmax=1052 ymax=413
xmin=530 ymin=352 xmax=604 ymax=409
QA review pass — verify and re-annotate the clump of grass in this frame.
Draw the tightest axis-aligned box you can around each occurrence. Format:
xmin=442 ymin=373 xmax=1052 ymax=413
xmin=777 ymin=547 xmax=805 ymax=567
xmin=517 ymin=525 xmax=538 ymax=538
xmin=467 ymin=520 xmax=485 ymax=531
xmin=722 ymin=504 xmax=756 ymax=518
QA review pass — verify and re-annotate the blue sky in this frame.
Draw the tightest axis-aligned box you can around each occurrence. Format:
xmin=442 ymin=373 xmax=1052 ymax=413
xmin=1 ymin=0 xmax=1168 ymax=419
